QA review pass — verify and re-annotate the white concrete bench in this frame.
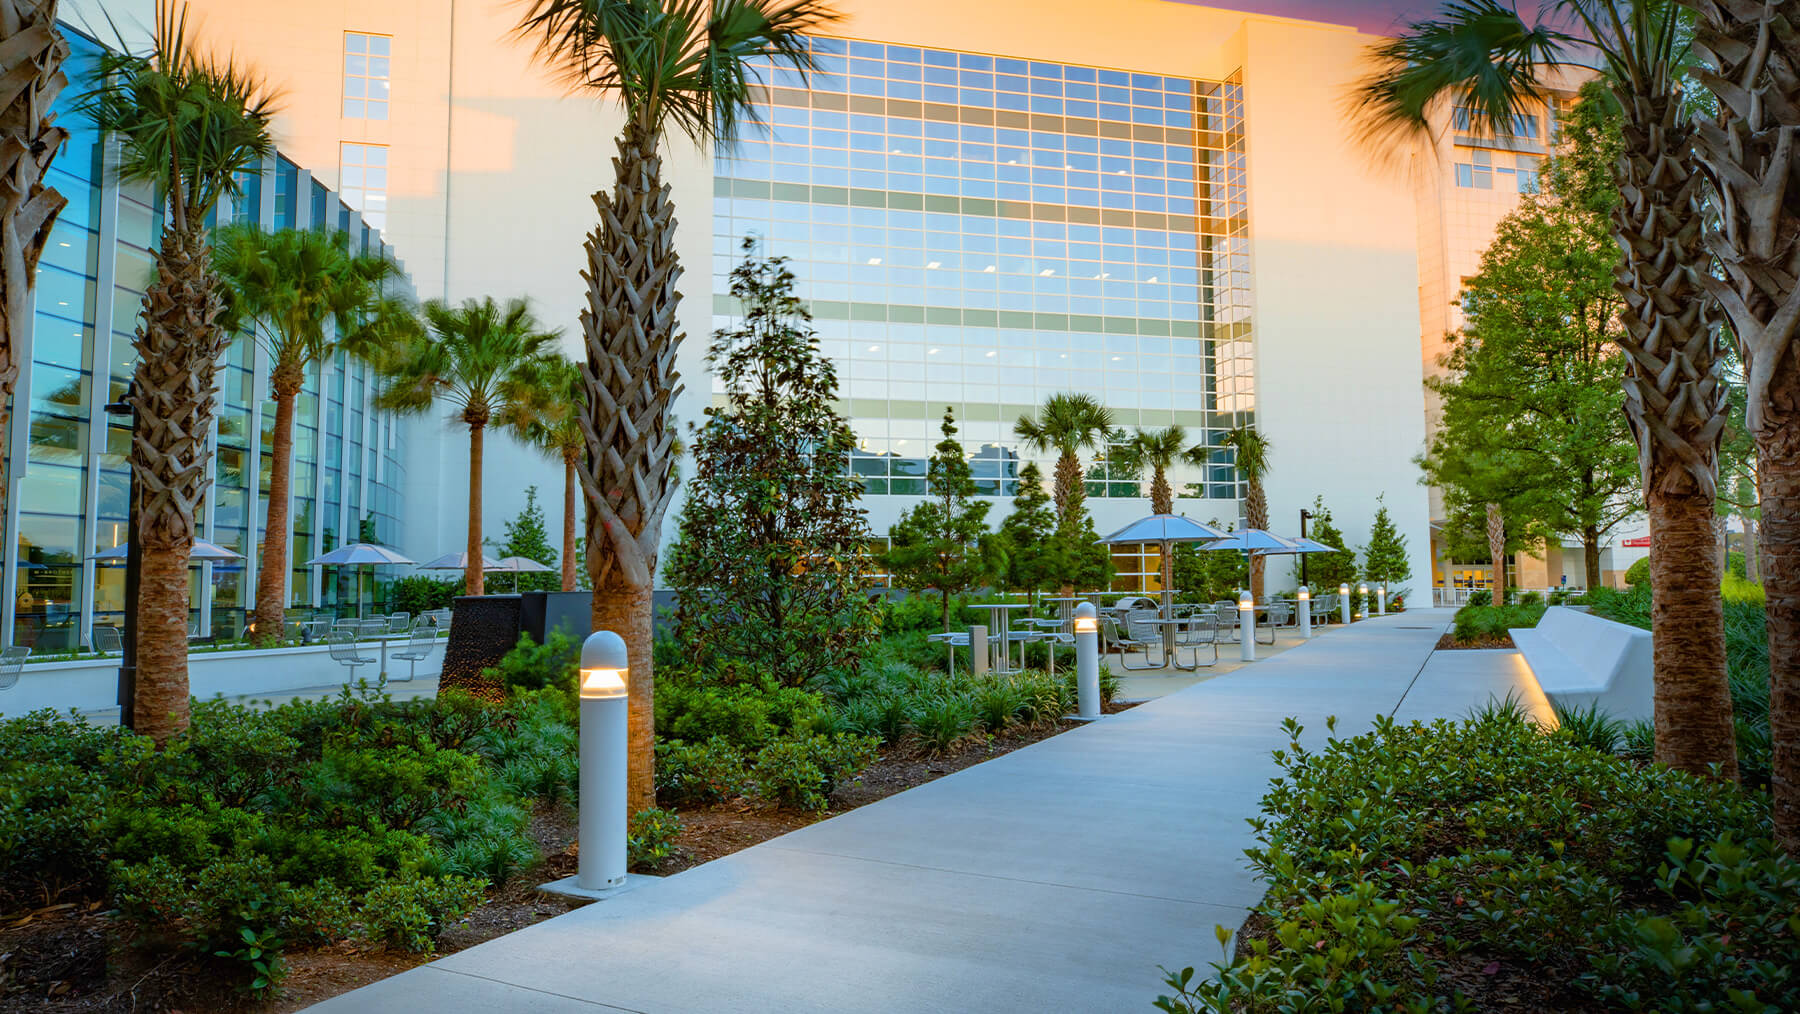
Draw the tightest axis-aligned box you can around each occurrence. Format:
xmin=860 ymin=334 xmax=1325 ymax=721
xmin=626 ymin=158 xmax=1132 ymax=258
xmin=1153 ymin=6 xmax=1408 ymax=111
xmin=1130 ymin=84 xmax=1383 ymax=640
xmin=1509 ymin=606 xmax=1653 ymax=723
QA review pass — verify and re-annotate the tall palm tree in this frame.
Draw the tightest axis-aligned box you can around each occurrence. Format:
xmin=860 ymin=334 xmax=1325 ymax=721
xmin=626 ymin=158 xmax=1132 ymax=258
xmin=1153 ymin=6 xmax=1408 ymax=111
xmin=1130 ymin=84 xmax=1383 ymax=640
xmin=1218 ymin=425 xmax=1272 ymax=600
xmin=1112 ymin=426 xmax=1189 ymax=598
xmin=212 ymin=223 xmax=411 ymax=643
xmin=1 ymin=0 xmax=70 ymax=529
xmin=500 ymin=355 xmax=586 ymax=592
xmin=514 ymin=0 xmax=834 ymax=812
xmin=1679 ymin=0 xmax=1800 ymax=853
xmin=1014 ymin=392 xmax=1114 ymax=521
xmin=84 ymin=1 xmax=276 ymax=744
xmin=1356 ymin=0 xmax=1738 ymax=781
xmin=374 ymin=297 xmax=557 ymax=596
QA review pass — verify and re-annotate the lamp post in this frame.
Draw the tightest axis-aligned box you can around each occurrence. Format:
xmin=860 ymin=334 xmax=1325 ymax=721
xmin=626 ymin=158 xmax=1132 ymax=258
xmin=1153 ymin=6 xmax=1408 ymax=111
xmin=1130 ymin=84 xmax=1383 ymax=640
xmin=102 ymin=384 xmax=139 ymax=731
xmin=1356 ymin=582 xmax=1368 ymax=620
xmin=1297 ymin=585 xmax=1311 ymax=639
xmin=577 ymin=630 xmax=629 ymax=892
xmin=1073 ymin=603 xmax=1099 ymax=719
xmin=1377 ymin=585 xmax=1387 ymax=615
xmin=1238 ymin=589 xmax=1255 ymax=661
xmin=1339 ymin=583 xmax=1351 ymax=625
xmin=1298 ymin=507 xmax=1313 ymax=586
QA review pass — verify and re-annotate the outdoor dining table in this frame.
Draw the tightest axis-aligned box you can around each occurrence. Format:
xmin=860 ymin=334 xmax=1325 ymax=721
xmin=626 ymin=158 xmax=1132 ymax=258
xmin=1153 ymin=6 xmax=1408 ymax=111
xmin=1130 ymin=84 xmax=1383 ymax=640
xmin=1146 ymin=615 xmax=1215 ymax=671
xmin=977 ymin=602 xmax=1034 ymax=674
xmin=1041 ymin=595 xmax=1082 ymax=633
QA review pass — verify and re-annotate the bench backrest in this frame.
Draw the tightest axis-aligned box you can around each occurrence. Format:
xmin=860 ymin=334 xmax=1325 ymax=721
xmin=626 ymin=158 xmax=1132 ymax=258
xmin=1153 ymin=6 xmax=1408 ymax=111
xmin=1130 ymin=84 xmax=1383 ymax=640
xmin=1530 ymin=606 xmax=1650 ymax=682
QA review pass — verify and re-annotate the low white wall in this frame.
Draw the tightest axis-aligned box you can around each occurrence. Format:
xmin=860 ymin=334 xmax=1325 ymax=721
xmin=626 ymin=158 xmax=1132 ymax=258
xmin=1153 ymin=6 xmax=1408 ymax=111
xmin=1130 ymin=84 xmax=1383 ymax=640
xmin=0 ymin=639 xmax=445 ymax=718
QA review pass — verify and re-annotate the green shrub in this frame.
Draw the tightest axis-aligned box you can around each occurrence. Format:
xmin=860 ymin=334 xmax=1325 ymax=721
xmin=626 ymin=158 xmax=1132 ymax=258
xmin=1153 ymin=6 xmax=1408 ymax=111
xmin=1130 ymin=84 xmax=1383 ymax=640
xmin=628 ymin=808 xmax=684 ymax=870
xmin=1624 ymin=555 xmax=1651 ymax=587
xmin=750 ymin=733 xmax=879 ymax=811
xmin=0 ymin=761 xmax=110 ymax=905
xmin=355 ymin=875 xmax=485 ymax=952
xmin=1450 ymin=601 xmax=1545 ymax=644
xmin=1155 ymin=714 xmax=1799 ymax=1012
xmin=1465 ymin=588 xmax=1492 ymax=607
xmin=654 ymin=738 xmax=749 ymax=807
xmin=1552 ymin=700 xmax=1624 ymax=754
xmin=910 ymin=691 xmax=979 ymax=753
xmin=661 ymin=684 xmax=776 ymax=749
xmin=483 ymin=631 xmax=578 ymax=695
xmin=392 ymin=575 xmax=461 ymax=615
xmin=971 ymin=678 xmax=1028 ymax=733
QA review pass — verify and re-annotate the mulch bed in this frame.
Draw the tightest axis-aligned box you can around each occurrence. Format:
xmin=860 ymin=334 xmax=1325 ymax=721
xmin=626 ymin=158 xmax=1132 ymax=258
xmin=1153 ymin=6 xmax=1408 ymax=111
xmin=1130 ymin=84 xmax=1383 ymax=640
xmin=1435 ymin=632 xmax=1516 ymax=650
xmin=0 ymin=700 xmax=1139 ymax=1013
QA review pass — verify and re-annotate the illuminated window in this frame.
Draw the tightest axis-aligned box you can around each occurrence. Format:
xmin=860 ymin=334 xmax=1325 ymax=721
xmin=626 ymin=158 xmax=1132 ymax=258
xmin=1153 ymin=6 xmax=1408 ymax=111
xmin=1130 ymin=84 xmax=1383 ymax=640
xmin=338 ymin=142 xmax=387 ymax=231
xmin=343 ymin=32 xmax=390 ymax=120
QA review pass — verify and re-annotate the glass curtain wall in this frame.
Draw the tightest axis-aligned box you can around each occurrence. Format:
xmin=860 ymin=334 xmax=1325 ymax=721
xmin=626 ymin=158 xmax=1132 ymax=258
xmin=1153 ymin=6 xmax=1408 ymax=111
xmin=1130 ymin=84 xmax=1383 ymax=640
xmin=3 ymin=24 xmax=411 ymax=651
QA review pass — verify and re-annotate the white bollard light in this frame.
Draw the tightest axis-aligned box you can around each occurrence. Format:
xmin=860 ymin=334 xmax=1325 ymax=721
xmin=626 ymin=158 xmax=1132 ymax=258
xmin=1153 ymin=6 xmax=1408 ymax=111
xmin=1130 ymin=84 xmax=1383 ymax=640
xmin=1297 ymin=585 xmax=1312 ymax=640
xmin=1339 ymin=583 xmax=1351 ymax=625
xmin=1073 ymin=603 xmax=1100 ymax=719
xmin=970 ymin=624 xmax=989 ymax=677
xmin=1238 ymin=589 xmax=1255 ymax=662
xmin=577 ymin=630 xmax=629 ymax=892
xmin=1377 ymin=585 xmax=1387 ymax=615
xmin=1356 ymin=583 xmax=1368 ymax=620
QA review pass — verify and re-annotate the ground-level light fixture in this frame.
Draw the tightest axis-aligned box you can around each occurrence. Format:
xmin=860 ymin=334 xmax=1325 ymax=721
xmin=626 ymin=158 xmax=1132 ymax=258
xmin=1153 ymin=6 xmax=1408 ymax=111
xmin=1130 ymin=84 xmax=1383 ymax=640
xmin=1339 ymin=583 xmax=1351 ymax=625
xmin=1356 ymin=583 xmax=1368 ymax=620
xmin=1297 ymin=585 xmax=1311 ymax=639
xmin=577 ymin=630 xmax=629 ymax=891
xmin=1238 ymin=589 xmax=1255 ymax=662
xmin=1073 ymin=602 xmax=1100 ymax=718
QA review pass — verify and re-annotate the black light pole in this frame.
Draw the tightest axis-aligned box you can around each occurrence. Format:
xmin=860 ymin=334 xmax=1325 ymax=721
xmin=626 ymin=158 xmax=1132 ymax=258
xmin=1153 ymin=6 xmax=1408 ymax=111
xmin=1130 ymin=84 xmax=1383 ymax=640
xmin=1299 ymin=507 xmax=1314 ymax=586
xmin=103 ymin=383 xmax=138 ymax=731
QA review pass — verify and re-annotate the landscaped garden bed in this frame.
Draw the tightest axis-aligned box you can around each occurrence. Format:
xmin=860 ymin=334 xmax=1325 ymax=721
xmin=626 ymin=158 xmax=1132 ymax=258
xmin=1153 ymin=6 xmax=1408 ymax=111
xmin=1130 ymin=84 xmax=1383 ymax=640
xmin=1154 ymin=709 xmax=1799 ymax=1013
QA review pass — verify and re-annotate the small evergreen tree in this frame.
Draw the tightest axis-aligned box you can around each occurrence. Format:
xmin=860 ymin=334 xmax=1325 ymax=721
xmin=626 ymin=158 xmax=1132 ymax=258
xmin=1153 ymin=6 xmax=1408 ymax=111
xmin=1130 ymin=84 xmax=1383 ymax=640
xmin=1048 ymin=503 xmax=1114 ymax=595
xmin=1362 ymin=494 xmax=1411 ymax=587
xmin=665 ymin=242 xmax=877 ymax=685
xmin=495 ymin=485 xmax=559 ymax=593
xmin=885 ymin=408 xmax=1003 ymax=630
xmin=998 ymin=462 xmax=1059 ymax=593
xmin=1302 ymin=496 xmax=1359 ymax=591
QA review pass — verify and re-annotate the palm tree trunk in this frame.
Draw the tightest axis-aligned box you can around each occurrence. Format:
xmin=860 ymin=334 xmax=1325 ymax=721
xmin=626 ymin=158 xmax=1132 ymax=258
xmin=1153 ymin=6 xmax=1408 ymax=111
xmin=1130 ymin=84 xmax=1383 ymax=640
xmin=1150 ymin=468 xmax=1172 ymax=516
xmin=1760 ymin=423 xmax=1799 ymax=853
xmin=1486 ymin=503 xmax=1506 ymax=597
xmin=251 ymin=367 xmax=301 ymax=643
xmin=0 ymin=0 xmax=69 ymax=529
xmin=1612 ymin=85 xmax=1736 ymax=782
xmin=130 ymin=224 xmax=229 ymax=744
xmin=1246 ymin=480 xmax=1268 ymax=601
xmin=466 ymin=421 xmax=485 ymax=596
xmin=1743 ymin=514 xmax=1759 ymax=585
xmin=1053 ymin=451 xmax=1082 ymax=519
xmin=580 ymin=119 xmax=684 ymax=815
xmin=562 ymin=450 xmax=578 ymax=592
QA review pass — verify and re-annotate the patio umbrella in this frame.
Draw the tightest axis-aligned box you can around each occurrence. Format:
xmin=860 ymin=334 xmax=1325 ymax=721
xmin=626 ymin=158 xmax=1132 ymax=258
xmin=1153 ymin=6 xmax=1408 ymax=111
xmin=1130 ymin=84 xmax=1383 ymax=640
xmin=1203 ymin=529 xmax=1301 ymax=601
xmin=92 ymin=539 xmax=243 ymax=563
xmin=307 ymin=543 xmax=415 ymax=619
xmin=1098 ymin=514 xmax=1230 ymax=642
xmin=490 ymin=555 xmax=554 ymax=592
xmin=417 ymin=550 xmax=504 ymax=571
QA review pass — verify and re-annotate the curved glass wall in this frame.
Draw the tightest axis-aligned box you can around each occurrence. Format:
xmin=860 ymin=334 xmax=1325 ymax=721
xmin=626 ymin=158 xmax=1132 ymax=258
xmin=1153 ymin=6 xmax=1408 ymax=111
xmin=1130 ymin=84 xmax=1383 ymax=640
xmin=3 ymin=24 xmax=412 ymax=652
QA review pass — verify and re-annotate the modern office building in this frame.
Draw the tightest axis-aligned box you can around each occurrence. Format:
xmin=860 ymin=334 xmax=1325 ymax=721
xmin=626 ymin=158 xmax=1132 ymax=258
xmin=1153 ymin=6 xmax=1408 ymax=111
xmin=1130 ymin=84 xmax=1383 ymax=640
xmin=15 ymin=0 xmax=1614 ymax=636
xmin=4 ymin=18 xmax=411 ymax=651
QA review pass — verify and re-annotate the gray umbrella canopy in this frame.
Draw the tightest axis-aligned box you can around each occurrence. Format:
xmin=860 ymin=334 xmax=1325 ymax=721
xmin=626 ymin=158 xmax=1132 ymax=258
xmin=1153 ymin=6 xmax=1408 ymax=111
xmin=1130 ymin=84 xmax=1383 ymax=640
xmin=93 ymin=539 xmax=243 ymax=562
xmin=493 ymin=556 xmax=554 ymax=573
xmin=1202 ymin=529 xmax=1300 ymax=554
xmin=307 ymin=543 xmax=415 ymax=567
xmin=1098 ymin=514 xmax=1230 ymax=545
xmin=1284 ymin=536 xmax=1342 ymax=555
xmin=417 ymin=551 xmax=503 ymax=571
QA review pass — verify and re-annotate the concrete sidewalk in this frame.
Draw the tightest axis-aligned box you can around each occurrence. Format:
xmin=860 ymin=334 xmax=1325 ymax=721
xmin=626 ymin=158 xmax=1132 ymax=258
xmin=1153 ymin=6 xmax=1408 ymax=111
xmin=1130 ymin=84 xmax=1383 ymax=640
xmin=308 ymin=609 xmax=1538 ymax=1014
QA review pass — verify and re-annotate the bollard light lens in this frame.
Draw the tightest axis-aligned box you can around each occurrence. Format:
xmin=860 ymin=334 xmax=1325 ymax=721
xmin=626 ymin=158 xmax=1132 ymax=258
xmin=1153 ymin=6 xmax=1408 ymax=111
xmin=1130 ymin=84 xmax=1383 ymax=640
xmin=1298 ymin=589 xmax=1309 ymax=601
xmin=1072 ymin=601 xmax=1097 ymax=633
xmin=1339 ymin=584 xmax=1349 ymax=595
xmin=1238 ymin=591 xmax=1253 ymax=611
xmin=579 ymin=630 xmax=630 ymax=699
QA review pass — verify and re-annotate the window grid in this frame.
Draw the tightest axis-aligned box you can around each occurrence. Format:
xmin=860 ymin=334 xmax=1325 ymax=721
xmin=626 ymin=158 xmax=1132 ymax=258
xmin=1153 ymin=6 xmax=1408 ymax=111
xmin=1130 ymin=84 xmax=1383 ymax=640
xmin=714 ymin=39 xmax=1253 ymax=502
xmin=338 ymin=142 xmax=388 ymax=231
xmin=342 ymin=32 xmax=391 ymax=120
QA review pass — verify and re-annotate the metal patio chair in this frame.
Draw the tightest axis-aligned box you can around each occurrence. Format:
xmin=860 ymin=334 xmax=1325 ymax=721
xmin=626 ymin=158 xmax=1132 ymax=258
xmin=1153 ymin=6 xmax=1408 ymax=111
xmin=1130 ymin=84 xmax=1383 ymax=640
xmin=388 ymin=624 xmax=439 ymax=682
xmin=92 ymin=625 xmax=123 ymax=656
xmin=327 ymin=629 xmax=377 ymax=683
xmin=1103 ymin=611 xmax=1163 ymax=670
xmin=1174 ymin=612 xmax=1221 ymax=668
xmin=0 ymin=645 xmax=30 ymax=690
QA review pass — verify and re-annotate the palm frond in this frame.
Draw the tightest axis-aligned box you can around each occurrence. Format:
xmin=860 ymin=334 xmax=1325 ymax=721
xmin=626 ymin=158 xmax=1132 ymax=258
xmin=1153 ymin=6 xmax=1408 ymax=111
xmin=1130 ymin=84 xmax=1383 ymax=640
xmin=1012 ymin=392 xmax=1114 ymax=456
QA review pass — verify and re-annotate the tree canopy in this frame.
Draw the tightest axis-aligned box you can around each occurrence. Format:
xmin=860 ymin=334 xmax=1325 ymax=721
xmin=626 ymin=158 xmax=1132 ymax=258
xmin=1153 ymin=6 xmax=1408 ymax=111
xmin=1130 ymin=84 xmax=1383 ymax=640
xmin=885 ymin=409 xmax=1003 ymax=630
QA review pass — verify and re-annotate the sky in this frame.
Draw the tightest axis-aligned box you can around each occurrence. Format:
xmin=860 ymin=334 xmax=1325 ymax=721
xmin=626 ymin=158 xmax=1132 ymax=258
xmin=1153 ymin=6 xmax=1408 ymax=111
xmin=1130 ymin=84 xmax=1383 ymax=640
xmin=1173 ymin=0 xmax=1445 ymax=35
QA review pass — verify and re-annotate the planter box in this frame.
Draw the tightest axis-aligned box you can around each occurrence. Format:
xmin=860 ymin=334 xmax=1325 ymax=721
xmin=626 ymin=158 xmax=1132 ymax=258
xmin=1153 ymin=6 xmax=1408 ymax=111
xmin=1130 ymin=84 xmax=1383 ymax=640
xmin=0 ymin=639 xmax=445 ymax=718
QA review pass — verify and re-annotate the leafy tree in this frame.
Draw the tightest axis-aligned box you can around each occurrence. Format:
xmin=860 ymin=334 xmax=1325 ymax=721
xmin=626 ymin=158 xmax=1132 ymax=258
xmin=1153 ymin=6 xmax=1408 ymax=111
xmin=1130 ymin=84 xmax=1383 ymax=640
xmin=1300 ymin=497 xmax=1357 ymax=593
xmin=1362 ymin=496 xmax=1411 ymax=587
xmin=998 ymin=462 xmax=1059 ymax=594
xmin=885 ymin=409 xmax=1002 ymax=631
xmin=1417 ymin=83 xmax=1640 ymax=590
xmin=0 ymin=0 xmax=68 ymax=533
xmin=1049 ymin=505 xmax=1114 ymax=596
xmin=1357 ymin=0 xmax=1739 ymax=799
xmin=212 ymin=223 xmax=412 ymax=642
xmin=1219 ymin=425 xmax=1273 ymax=599
xmin=1014 ymin=392 xmax=1114 ymax=520
xmin=1172 ymin=521 xmax=1248 ymax=603
xmin=664 ymin=244 xmax=876 ymax=686
xmin=515 ymin=0 xmax=833 ymax=813
xmin=83 ymin=0 xmax=276 ymax=742
xmin=375 ymin=297 xmax=558 ymax=596
xmin=493 ymin=486 xmax=559 ymax=593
